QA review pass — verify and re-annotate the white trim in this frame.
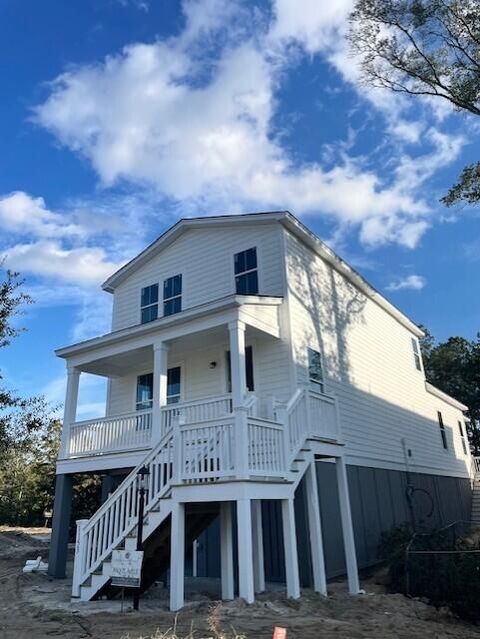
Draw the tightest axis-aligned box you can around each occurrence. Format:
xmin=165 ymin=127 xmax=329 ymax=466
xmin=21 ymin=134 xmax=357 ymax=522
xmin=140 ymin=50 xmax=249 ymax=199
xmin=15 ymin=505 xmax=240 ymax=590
xmin=425 ymin=382 xmax=468 ymax=411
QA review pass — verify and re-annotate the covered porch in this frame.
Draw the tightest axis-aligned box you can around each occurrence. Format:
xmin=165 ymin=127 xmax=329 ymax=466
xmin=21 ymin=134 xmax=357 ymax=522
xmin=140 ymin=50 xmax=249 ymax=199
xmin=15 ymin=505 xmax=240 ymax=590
xmin=56 ymin=295 xmax=289 ymax=477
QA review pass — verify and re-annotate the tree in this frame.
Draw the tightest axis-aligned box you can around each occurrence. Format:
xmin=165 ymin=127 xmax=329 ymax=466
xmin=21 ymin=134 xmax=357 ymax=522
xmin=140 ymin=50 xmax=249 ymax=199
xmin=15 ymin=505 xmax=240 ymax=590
xmin=348 ymin=0 xmax=480 ymax=206
xmin=420 ymin=330 xmax=480 ymax=453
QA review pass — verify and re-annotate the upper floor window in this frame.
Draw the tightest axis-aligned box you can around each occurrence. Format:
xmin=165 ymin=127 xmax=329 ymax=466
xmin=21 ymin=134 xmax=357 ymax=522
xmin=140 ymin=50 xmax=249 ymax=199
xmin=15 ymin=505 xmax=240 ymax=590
xmin=163 ymin=274 xmax=182 ymax=317
xmin=308 ymin=348 xmax=324 ymax=393
xmin=234 ymin=247 xmax=258 ymax=295
xmin=411 ymin=337 xmax=422 ymax=371
xmin=437 ymin=411 xmax=448 ymax=449
xmin=141 ymin=284 xmax=159 ymax=324
xmin=458 ymin=421 xmax=468 ymax=455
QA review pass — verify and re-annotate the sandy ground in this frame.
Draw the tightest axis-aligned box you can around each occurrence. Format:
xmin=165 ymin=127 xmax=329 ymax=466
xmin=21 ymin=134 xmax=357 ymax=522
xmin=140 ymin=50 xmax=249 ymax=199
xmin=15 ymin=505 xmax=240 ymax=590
xmin=0 ymin=527 xmax=480 ymax=639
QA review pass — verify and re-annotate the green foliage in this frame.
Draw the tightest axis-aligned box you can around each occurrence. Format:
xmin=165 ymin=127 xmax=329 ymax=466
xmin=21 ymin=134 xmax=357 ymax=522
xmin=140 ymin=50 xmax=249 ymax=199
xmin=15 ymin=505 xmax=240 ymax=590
xmin=380 ymin=523 xmax=480 ymax=621
xmin=349 ymin=0 xmax=480 ymax=206
xmin=419 ymin=328 xmax=480 ymax=452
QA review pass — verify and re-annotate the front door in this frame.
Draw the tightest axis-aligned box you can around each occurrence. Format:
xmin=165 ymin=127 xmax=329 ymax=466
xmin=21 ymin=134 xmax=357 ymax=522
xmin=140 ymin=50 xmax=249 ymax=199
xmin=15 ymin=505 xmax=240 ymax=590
xmin=225 ymin=345 xmax=254 ymax=392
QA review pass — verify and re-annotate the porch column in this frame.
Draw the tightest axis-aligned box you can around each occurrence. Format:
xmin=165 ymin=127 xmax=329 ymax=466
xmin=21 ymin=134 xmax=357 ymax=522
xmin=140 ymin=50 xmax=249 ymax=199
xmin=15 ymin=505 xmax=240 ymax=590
xmin=48 ymin=473 xmax=73 ymax=578
xmin=59 ymin=365 xmax=80 ymax=458
xmin=237 ymin=498 xmax=255 ymax=603
xmin=252 ymin=500 xmax=265 ymax=593
xmin=336 ymin=456 xmax=360 ymax=594
xmin=170 ymin=501 xmax=185 ymax=611
xmin=305 ymin=460 xmax=327 ymax=595
xmin=281 ymin=498 xmax=300 ymax=599
xmin=220 ymin=502 xmax=234 ymax=600
xmin=152 ymin=342 xmax=168 ymax=443
xmin=228 ymin=320 xmax=249 ymax=479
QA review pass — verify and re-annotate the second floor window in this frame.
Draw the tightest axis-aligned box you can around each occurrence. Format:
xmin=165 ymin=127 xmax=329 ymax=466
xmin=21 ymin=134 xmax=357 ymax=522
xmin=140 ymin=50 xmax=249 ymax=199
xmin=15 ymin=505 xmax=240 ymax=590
xmin=234 ymin=247 xmax=258 ymax=295
xmin=438 ymin=411 xmax=448 ymax=449
xmin=141 ymin=284 xmax=159 ymax=324
xmin=308 ymin=348 xmax=324 ymax=393
xmin=163 ymin=274 xmax=182 ymax=316
xmin=411 ymin=338 xmax=422 ymax=371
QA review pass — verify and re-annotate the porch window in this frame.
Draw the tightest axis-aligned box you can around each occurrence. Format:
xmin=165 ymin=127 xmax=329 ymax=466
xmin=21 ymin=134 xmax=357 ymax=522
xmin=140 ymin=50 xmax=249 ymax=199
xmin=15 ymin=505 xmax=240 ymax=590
xmin=136 ymin=373 xmax=153 ymax=410
xmin=458 ymin=421 xmax=468 ymax=455
xmin=140 ymin=284 xmax=159 ymax=324
xmin=163 ymin=274 xmax=182 ymax=317
xmin=411 ymin=337 xmax=422 ymax=371
xmin=437 ymin=411 xmax=448 ymax=449
xmin=167 ymin=366 xmax=181 ymax=404
xmin=234 ymin=247 xmax=258 ymax=295
xmin=308 ymin=348 xmax=324 ymax=393
xmin=226 ymin=346 xmax=254 ymax=392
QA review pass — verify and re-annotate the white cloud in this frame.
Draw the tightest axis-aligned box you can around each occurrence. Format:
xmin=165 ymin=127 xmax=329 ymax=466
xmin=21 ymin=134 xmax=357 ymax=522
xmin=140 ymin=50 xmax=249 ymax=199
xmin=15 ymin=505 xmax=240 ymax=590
xmin=386 ymin=274 xmax=427 ymax=291
xmin=29 ymin=0 xmax=467 ymax=250
xmin=1 ymin=241 xmax=123 ymax=286
xmin=0 ymin=191 xmax=83 ymax=238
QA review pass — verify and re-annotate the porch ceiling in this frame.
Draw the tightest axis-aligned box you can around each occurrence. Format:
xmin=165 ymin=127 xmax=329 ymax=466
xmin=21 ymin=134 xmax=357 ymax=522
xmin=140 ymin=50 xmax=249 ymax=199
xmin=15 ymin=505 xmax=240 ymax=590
xmin=75 ymin=320 xmax=275 ymax=377
xmin=57 ymin=294 xmax=283 ymax=371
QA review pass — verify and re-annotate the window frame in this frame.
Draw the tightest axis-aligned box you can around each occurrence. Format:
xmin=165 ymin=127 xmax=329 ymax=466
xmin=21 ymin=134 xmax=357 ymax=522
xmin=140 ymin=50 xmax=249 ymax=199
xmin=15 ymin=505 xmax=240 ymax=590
xmin=140 ymin=283 xmax=159 ymax=325
xmin=411 ymin=337 xmax=422 ymax=372
xmin=225 ymin=345 xmax=255 ymax=393
xmin=308 ymin=347 xmax=325 ymax=394
xmin=437 ymin=411 xmax=448 ymax=450
xmin=233 ymin=247 xmax=259 ymax=296
xmin=163 ymin=274 xmax=182 ymax=317
xmin=457 ymin=420 xmax=468 ymax=455
xmin=166 ymin=365 xmax=182 ymax=404
xmin=135 ymin=372 xmax=154 ymax=411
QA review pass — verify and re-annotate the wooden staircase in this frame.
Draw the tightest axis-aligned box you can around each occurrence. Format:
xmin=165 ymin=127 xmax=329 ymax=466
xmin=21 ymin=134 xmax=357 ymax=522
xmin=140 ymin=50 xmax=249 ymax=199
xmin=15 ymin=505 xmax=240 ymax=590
xmin=72 ymin=388 xmax=344 ymax=605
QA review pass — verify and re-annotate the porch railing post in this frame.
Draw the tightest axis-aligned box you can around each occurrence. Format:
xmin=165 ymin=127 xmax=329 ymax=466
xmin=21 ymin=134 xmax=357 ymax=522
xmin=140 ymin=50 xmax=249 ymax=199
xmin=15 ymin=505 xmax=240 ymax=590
xmin=228 ymin=320 xmax=249 ymax=479
xmin=60 ymin=365 xmax=80 ymax=459
xmin=72 ymin=518 xmax=88 ymax=597
xmin=152 ymin=342 xmax=168 ymax=443
xmin=275 ymin=403 xmax=289 ymax=472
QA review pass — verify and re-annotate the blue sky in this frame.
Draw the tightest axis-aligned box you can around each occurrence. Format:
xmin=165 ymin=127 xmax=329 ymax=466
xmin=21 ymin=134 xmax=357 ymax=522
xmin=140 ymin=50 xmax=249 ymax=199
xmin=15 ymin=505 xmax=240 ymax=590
xmin=1 ymin=0 xmax=479 ymax=418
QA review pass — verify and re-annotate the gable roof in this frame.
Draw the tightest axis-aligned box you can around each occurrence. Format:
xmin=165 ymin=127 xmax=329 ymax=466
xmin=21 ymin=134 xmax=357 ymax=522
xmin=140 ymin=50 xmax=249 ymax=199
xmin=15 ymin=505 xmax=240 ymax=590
xmin=102 ymin=210 xmax=424 ymax=337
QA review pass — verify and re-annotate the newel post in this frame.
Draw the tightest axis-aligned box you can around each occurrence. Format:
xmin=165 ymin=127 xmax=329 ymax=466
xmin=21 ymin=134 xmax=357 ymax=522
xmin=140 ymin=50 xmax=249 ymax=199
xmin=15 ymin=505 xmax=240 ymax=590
xmin=228 ymin=320 xmax=249 ymax=479
xmin=72 ymin=519 xmax=88 ymax=597
xmin=59 ymin=365 xmax=80 ymax=459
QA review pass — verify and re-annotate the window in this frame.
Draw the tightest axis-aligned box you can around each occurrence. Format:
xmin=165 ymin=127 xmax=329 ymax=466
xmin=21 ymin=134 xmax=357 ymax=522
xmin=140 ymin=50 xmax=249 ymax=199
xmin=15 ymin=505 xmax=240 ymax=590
xmin=438 ymin=411 xmax=448 ymax=449
xmin=411 ymin=338 xmax=422 ymax=371
xmin=308 ymin=348 xmax=324 ymax=393
xmin=458 ymin=421 xmax=468 ymax=455
xmin=141 ymin=284 xmax=158 ymax=324
xmin=163 ymin=274 xmax=182 ymax=317
xmin=226 ymin=346 xmax=254 ymax=392
xmin=167 ymin=366 xmax=181 ymax=404
xmin=136 ymin=373 xmax=153 ymax=410
xmin=234 ymin=247 xmax=258 ymax=295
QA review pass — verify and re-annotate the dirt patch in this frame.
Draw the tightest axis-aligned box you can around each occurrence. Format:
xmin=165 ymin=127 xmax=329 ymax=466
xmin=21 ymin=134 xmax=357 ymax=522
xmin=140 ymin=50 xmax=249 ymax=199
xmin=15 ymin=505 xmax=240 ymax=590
xmin=0 ymin=527 xmax=479 ymax=639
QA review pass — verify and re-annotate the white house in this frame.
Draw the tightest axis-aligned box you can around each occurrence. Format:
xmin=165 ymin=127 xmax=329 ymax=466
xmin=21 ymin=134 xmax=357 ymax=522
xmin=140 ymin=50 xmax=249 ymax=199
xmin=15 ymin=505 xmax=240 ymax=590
xmin=48 ymin=211 xmax=472 ymax=610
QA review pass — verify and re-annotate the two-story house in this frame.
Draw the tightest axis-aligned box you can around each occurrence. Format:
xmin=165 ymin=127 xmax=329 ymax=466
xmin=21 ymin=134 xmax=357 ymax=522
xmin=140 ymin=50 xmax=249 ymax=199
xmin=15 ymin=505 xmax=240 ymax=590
xmin=48 ymin=211 xmax=472 ymax=610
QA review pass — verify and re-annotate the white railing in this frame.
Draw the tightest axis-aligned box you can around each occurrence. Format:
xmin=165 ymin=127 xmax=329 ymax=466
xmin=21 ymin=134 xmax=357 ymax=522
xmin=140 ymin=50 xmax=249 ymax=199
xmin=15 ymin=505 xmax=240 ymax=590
xmin=179 ymin=417 xmax=235 ymax=481
xmin=284 ymin=389 xmax=308 ymax=453
xmin=248 ymin=418 xmax=285 ymax=476
xmin=69 ymin=411 xmax=152 ymax=457
xmin=72 ymin=429 xmax=174 ymax=595
xmin=309 ymin=391 xmax=340 ymax=440
xmin=161 ymin=394 xmax=232 ymax=433
xmin=283 ymin=388 xmax=341 ymax=459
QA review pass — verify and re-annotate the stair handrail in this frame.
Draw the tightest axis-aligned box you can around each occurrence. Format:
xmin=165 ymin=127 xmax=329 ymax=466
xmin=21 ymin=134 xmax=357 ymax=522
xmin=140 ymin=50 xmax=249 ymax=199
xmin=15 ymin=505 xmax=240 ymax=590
xmin=75 ymin=428 xmax=175 ymax=590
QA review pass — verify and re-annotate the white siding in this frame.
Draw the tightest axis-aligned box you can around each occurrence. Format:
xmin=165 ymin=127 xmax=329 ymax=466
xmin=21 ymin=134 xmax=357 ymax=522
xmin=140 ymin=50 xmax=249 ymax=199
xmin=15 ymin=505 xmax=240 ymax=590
xmin=285 ymin=230 xmax=470 ymax=479
xmin=111 ymin=224 xmax=285 ymax=331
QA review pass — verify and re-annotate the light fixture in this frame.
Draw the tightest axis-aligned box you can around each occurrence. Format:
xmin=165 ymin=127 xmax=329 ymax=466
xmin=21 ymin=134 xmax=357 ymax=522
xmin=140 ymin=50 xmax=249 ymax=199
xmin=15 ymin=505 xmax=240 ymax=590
xmin=209 ymin=361 xmax=217 ymax=369
xmin=137 ymin=465 xmax=150 ymax=491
